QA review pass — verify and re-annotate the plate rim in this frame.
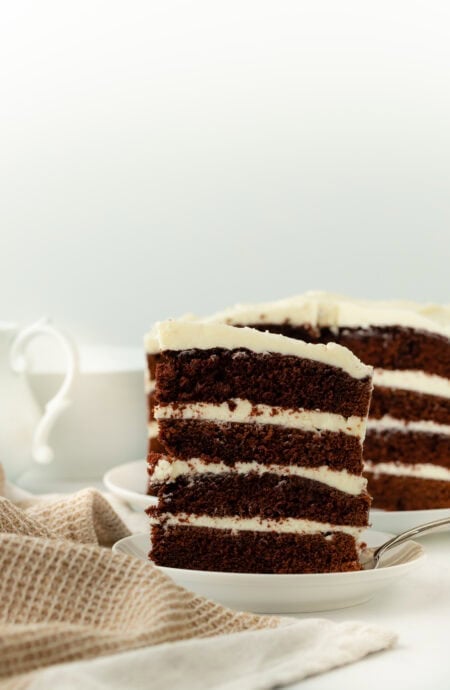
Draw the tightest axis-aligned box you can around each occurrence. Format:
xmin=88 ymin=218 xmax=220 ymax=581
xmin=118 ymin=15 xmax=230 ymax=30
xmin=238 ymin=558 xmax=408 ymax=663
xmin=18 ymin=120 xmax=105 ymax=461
xmin=103 ymin=459 xmax=157 ymax=507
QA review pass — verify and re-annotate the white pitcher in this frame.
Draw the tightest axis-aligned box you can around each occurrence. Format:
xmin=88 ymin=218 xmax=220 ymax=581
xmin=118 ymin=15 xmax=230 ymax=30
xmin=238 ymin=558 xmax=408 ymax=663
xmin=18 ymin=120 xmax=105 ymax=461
xmin=0 ymin=318 xmax=77 ymax=482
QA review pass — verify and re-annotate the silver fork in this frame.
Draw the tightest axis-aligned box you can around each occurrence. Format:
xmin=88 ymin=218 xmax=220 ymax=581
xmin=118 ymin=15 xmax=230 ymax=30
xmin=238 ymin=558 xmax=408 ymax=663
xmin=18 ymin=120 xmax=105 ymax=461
xmin=361 ymin=516 xmax=450 ymax=570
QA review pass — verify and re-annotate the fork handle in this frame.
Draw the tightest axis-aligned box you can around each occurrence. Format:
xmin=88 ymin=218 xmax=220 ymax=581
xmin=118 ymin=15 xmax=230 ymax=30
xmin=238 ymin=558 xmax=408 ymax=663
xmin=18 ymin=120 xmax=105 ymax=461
xmin=373 ymin=516 xmax=450 ymax=563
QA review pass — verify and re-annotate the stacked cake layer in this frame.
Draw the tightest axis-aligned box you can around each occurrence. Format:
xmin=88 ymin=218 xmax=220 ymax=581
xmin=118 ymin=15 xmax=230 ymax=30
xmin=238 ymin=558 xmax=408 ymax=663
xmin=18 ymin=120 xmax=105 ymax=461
xmin=209 ymin=292 xmax=450 ymax=510
xmin=145 ymin=320 xmax=372 ymax=573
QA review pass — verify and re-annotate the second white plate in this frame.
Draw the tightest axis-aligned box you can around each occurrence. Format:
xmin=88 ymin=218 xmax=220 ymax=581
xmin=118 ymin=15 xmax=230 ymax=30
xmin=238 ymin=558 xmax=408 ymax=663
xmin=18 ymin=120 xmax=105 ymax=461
xmin=104 ymin=459 xmax=156 ymax=510
xmin=113 ymin=529 xmax=425 ymax=614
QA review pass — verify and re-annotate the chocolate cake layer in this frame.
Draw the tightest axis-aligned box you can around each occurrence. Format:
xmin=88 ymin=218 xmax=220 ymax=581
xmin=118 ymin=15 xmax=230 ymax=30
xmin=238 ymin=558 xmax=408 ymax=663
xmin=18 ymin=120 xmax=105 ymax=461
xmin=240 ymin=323 xmax=318 ymax=341
xmin=156 ymin=419 xmax=364 ymax=473
xmin=364 ymin=472 xmax=450 ymax=510
xmin=369 ymin=387 xmax=450 ymax=425
xmin=147 ymin=354 xmax=160 ymax=453
xmin=149 ymin=525 xmax=362 ymax=573
xmin=245 ymin=324 xmax=450 ymax=378
xmin=365 ymin=429 xmax=450 ymax=468
xmin=329 ymin=327 xmax=450 ymax=378
xmin=149 ymin=436 xmax=165 ymax=453
xmin=148 ymin=394 xmax=157 ymax=421
xmin=155 ymin=349 xmax=372 ymax=418
xmin=147 ymin=353 xmax=159 ymax=379
xmin=147 ymin=466 xmax=370 ymax=525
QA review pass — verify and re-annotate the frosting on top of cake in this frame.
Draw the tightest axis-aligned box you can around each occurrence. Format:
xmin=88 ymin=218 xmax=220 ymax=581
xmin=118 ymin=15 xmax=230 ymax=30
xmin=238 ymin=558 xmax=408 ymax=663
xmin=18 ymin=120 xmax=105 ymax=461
xmin=145 ymin=313 xmax=197 ymax=355
xmin=145 ymin=319 xmax=372 ymax=380
xmin=208 ymin=291 xmax=450 ymax=338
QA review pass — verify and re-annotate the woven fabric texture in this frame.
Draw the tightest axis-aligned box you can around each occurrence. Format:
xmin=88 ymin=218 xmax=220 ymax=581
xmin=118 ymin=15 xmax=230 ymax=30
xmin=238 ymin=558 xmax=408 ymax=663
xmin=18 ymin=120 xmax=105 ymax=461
xmin=0 ymin=466 xmax=277 ymax=687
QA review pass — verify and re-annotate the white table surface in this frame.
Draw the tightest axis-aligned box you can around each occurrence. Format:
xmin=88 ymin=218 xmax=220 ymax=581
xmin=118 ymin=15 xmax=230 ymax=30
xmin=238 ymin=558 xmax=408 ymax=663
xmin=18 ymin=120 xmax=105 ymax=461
xmin=288 ymin=531 xmax=450 ymax=690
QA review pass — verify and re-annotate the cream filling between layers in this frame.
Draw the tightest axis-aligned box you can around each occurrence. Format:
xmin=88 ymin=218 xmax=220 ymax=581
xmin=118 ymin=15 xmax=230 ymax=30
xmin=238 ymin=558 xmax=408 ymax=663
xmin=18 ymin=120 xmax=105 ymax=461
xmin=148 ymin=513 xmax=365 ymax=538
xmin=373 ymin=369 xmax=450 ymax=399
xmin=364 ymin=460 xmax=450 ymax=482
xmin=153 ymin=399 xmax=366 ymax=438
xmin=367 ymin=416 xmax=450 ymax=437
xmin=149 ymin=456 xmax=367 ymax=495
xmin=148 ymin=420 xmax=158 ymax=438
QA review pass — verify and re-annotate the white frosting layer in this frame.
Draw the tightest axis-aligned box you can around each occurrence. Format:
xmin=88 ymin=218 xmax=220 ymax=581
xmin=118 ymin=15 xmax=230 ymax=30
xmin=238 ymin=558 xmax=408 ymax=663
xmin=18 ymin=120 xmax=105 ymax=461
xmin=373 ymin=369 xmax=450 ymax=399
xmin=153 ymin=399 xmax=366 ymax=438
xmin=149 ymin=456 xmax=367 ymax=495
xmin=209 ymin=291 xmax=450 ymax=338
xmin=149 ymin=512 xmax=364 ymax=538
xmin=367 ymin=415 xmax=450 ymax=437
xmin=145 ymin=313 xmax=198 ymax=354
xmin=148 ymin=420 xmax=158 ymax=438
xmin=145 ymin=327 xmax=159 ymax=356
xmin=364 ymin=460 xmax=450 ymax=482
xmin=144 ymin=320 xmax=371 ymax=380
xmin=209 ymin=297 xmax=320 ymax=330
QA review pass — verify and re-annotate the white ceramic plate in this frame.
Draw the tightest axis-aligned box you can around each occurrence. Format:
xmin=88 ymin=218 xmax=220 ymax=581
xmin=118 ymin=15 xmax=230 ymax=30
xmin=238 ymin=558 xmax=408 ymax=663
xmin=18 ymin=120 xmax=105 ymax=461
xmin=370 ymin=507 xmax=450 ymax=535
xmin=104 ymin=459 xmax=156 ymax=511
xmin=112 ymin=529 xmax=425 ymax=614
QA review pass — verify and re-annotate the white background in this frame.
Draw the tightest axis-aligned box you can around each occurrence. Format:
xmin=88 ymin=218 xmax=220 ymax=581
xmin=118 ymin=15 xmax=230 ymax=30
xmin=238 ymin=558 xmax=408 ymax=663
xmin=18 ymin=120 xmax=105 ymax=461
xmin=1 ymin=0 xmax=449 ymax=346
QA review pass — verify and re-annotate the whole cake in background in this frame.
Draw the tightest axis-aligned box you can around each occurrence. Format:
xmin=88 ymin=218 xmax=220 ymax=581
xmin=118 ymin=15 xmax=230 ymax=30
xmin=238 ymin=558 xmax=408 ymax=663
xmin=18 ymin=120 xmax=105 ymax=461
xmin=145 ymin=319 xmax=372 ymax=574
xmin=209 ymin=292 xmax=450 ymax=511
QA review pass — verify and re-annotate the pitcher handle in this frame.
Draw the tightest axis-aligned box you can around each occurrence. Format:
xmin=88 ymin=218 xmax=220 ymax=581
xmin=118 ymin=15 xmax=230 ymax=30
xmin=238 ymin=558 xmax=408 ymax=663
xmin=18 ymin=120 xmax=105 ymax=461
xmin=10 ymin=317 xmax=79 ymax=464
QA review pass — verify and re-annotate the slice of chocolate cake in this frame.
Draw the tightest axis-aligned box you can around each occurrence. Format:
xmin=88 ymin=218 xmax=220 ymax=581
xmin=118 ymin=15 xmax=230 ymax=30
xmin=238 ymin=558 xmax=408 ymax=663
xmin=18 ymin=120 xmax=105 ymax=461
xmin=210 ymin=292 xmax=450 ymax=511
xmin=145 ymin=320 xmax=372 ymax=574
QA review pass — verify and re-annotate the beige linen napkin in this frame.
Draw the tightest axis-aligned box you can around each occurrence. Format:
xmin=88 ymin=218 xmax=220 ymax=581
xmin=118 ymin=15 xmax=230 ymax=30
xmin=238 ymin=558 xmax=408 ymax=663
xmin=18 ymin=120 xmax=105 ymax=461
xmin=0 ymin=466 xmax=396 ymax=689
